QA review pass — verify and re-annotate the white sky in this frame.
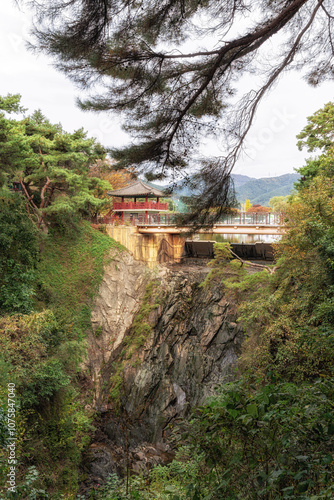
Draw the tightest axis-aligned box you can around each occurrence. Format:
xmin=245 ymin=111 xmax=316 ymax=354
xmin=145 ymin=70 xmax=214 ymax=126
xmin=1 ymin=2 xmax=333 ymax=179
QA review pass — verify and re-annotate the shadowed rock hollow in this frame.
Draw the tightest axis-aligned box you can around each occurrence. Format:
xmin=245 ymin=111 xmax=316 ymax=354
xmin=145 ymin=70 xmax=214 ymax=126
xmin=82 ymin=254 xmax=243 ymax=488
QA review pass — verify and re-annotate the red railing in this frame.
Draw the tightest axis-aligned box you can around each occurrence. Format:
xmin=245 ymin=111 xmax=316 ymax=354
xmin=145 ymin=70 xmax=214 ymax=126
xmin=112 ymin=201 xmax=168 ymax=211
xmin=92 ymin=213 xmax=174 ymax=225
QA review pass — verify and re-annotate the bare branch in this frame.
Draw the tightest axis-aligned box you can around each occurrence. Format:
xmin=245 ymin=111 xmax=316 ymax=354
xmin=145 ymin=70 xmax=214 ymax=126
xmin=20 ymin=179 xmax=39 ymax=211
xmin=229 ymin=249 xmax=276 ymax=274
xmin=40 ymin=176 xmax=51 ymax=209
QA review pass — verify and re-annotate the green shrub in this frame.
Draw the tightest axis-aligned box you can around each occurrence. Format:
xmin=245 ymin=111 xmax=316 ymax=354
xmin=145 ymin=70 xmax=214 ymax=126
xmin=0 ymin=190 xmax=38 ymax=314
xmin=21 ymin=359 xmax=70 ymax=408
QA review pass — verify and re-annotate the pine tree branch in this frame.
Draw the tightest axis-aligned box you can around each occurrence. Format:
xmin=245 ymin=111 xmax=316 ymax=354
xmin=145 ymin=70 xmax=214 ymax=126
xmin=163 ymin=0 xmax=321 ymax=168
xmin=26 ymin=0 xmax=333 ymax=214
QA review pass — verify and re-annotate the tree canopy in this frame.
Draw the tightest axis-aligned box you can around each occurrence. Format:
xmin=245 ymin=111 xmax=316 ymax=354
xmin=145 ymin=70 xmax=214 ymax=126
xmin=296 ymin=101 xmax=334 ymax=188
xmin=0 ymin=94 xmax=110 ymax=231
xmin=297 ymin=101 xmax=334 ymax=153
xmin=25 ymin=0 xmax=334 ymax=218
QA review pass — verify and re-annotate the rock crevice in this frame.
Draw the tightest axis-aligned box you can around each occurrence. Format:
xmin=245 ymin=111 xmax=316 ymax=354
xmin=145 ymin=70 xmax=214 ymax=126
xmin=83 ymin=257 xmax=243 ymax=489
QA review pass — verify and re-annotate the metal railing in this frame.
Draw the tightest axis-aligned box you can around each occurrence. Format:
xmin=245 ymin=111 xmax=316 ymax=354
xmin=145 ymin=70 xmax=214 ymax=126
xmin=92 ymin=212 xmax=284 ymax=227
xmin=218 ymin=212 xmax=284 ymax=225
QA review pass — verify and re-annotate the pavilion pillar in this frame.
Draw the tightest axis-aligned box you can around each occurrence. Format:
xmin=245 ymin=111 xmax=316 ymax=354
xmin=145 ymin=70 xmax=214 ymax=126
xmin=122 ymin=211 xmax=124 ymax=224
xmin=145 ymin=211 xmax=148 ymax=223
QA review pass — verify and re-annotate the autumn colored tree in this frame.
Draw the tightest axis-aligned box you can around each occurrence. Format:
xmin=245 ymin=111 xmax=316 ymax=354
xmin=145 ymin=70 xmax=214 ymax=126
xmin=241 ymin=199 xmax=252 ymax=212
xmin=88 ymin=159 xmax=136 ymax=214
xmin=89 ymin=159 xmax=135 ymax=189
xmin=246 ymin=204 xmax=271 ymax=213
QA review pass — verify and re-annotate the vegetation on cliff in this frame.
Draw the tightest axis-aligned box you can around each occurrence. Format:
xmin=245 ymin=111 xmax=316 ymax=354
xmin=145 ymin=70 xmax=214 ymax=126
xmin=0 ymin=94 xmax=125 ymax=496
xmin=89 ymin=104 xmax=334 ymax=499
xmin=108 ymin=279 xmax=162 ymax=408
xmin=0 ymin=219 xmax=123 ymax=497
xmin=1 ymin=95 xmax=334 ymax=498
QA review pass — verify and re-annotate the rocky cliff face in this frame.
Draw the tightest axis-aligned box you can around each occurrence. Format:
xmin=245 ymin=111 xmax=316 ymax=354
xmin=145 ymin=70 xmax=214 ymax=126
xmin=82 ymin=255 xmax=243 ymax=489
xmin=85 ymin=251 xmax=150 ymax=405
xmin=118 ymin=263 xmax=242 ymax=444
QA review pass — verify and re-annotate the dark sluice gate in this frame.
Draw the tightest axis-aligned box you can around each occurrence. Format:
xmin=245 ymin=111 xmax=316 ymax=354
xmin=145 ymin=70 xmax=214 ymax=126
xmin=183 ymin=241 xmax=274 ymax=261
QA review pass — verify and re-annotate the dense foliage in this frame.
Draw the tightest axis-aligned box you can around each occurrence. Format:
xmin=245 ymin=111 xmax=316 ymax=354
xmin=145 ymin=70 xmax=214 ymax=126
xmin=0 ymin=222 xmax=123 ymax=497
xmin=88 ymin=102 xmax=334 ymax=499
xmin=2 ymin=99 xmax=334 ymax=498
xmin=0 ymin=190 xmax=38 ymax=314
xmin=0 ymin=91 xmax=130 ymax=499
xmin=0 ymin=94 xmax=110 ymax=231
xmin=0 ymin=95 xmax=125 ymax=496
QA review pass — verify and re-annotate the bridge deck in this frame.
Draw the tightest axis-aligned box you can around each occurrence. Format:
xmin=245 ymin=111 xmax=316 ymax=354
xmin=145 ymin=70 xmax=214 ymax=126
xmin=96 ymin=211 xmax=285 ymax=228
xmin=136 ymin=225 xmax=286 ymax=235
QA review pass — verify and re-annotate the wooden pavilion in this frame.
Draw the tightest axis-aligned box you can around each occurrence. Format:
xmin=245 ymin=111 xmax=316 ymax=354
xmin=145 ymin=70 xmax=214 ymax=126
xmin=107 ymin=179 xmax=169 ymax=224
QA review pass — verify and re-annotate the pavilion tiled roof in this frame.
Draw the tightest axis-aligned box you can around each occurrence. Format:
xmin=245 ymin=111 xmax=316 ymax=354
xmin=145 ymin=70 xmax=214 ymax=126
xmin=107 ymin=179 xmax=167 ymax=198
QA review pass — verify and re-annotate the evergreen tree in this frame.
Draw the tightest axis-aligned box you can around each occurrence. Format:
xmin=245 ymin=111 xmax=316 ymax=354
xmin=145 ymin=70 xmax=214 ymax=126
xmin=296 ymin=101 xmax=334 ymax=188
xmin=25 ymin=0 xmax=334 ymax=219
xmin=0 ymin=94 xmax=30 ymax=186
xmin=297 ymin=101 xmax=334 ymax=153
xmin=0 ymin=94 xmax=110 ymax=231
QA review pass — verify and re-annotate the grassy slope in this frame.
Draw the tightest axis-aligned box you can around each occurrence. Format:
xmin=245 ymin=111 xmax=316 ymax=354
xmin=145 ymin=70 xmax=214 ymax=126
xmin=35 ymin=223 xmax=124 ymax=495
xmin=37 ymin=222 xmax=123 ymax=332
xmin=0 ymin=222 xmax=124 ymax=498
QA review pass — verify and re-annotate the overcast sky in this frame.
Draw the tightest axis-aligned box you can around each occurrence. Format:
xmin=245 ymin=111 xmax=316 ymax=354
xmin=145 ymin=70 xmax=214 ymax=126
xmin=1 ymin=2 xmax=333 ymax=179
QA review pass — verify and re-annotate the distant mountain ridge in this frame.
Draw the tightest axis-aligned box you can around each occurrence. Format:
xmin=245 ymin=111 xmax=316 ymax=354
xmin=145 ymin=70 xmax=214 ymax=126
xmin=233 ymin=173 xmax=300 ymax=206
xmin=231 ymin=174 xmax=254 ymax=188
xmin=144 ymin=173 xmax=300 ymax=208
